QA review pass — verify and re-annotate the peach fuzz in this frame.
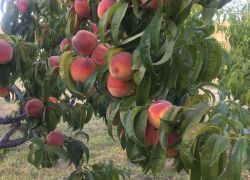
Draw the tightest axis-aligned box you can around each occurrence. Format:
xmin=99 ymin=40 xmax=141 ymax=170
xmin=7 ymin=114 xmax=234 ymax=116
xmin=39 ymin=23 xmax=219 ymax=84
xmin=70 ymin=57 xmax=96 ymax=83
xmin=97 ymin=0 xmax=116 ymax=18
xmin=46 ymin=131 xmax=65 ymax=147
xmin=74 ymin=0 xmax=90 ymax=18
xmin=17 ymin=0 xmax=29 ymax=14
xmin=107 ymin=74 xmax=134 ymax=97
xmin=72 ymin=30 xmax=98 ymax=56
xmin=91 ymin=43 xmax=110 ymax=67
xmin=109 ymin=52 xmax=133 ymax=81
xmin=148 ymin=100 xmax=173 ymax=129
xmin=0 ymin=39 xmax=13 ymax=64
xmin=0 ymin=87 xmax=9 ymax=97
xmin=60 ymin=38 xmax=71 ymax=52
xmin=145 ymin=123 xmax=159 ymax=146
xmin=25 ymin=98 xmax=45 ymax=119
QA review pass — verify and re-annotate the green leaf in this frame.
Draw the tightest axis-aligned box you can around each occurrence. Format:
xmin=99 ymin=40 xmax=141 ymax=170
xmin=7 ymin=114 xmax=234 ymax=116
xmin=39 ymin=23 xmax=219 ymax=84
xmin=125 ymin=106 xmax=144 ymax=146
xmin=131 ymin=0 xmax=141 ymax=19
xmin=46 ymin=146 xmax=69 ymax=161
xmin=200 ymin=134 xmax=230 ymax=180
xmin=180 ymin=123 xmax=219 ymax=168
xmin=98 ymin=2 xmax=120 ymax=43
xmin=149 ymin=9 xmax=163 ymax=50
xmin=229 ymin=139 xmax=247 ymax=180
xmin=111 ymin=2 xmax=128 ymax=45
xmin=134 ymin=109 xmax=148 ymax=145
xmin=147 ymin=143 xmax=166 ymax=174
xmin=136 ymin=72 xmax=151 ymax=106
xmin=181 ymin=103 xmax=210 ymax=133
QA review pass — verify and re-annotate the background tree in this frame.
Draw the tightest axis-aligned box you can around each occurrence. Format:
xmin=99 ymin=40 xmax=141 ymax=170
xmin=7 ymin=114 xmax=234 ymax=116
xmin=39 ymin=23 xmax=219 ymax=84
xmin=0 ymin=0 xmax=249 ymax=179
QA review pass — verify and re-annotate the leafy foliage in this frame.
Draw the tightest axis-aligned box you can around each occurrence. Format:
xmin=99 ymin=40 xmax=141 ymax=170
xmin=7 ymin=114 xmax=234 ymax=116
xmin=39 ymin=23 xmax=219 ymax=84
xmin=0 ymin=0 xmax=250 ymax=180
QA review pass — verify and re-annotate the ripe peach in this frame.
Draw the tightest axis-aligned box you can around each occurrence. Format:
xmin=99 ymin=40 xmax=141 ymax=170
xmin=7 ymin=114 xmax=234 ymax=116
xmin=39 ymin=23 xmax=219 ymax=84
xmin=74 ymin=0 xmax=90 ymax=18
xmin=17 ymin=0 xmax=29 ymax=13
xmin=60 ymin=38 xmax=71 ymax=52
xmin=0 ymin=87 xmax=9 ymax=97
xmin=97 ymin=0 xmax=116 ymax=18
xmin=145 ymin=123 xmax=159 ymax=146
xmin=49 ymin=56 xmax=60 ymax=74
xmin=91 ymin=23 xmax=98 ymax=34
xmin=72 ymin=30 xmax=98 ymax=56
xmin=109 ymin=52 xmax=133 ymax=81
xmin=46 ymin=131 xmax=65 ymax=147
xmin=0 ymin=40 xmax=13 ymax=64
xmin=91 ymin=43 xmax=110 ymax=67
xmin=70 ymin=57 xmax=96 ymax=83
xmin=107 ymin=74 xmax=134 ymax=97
xmin=25 ymin=98 xmax=45 ymax=119
xmin=148 ymin=100 xmax=173 ymax=129
xmin=48 ymin=97 xmax=59 ymax=104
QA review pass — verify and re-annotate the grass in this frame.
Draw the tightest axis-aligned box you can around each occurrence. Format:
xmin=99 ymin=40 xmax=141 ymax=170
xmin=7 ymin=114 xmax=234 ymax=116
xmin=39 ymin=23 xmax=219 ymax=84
xmin=0 ymin=98 xmax=188 ymax=180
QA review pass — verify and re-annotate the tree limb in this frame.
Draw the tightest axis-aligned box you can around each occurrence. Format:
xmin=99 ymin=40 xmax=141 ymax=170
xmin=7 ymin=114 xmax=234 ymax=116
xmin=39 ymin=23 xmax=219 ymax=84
xmin=0 ymin=138 xmax=27 ymax=148
xmin=0 ymin=113 xmax=27 ymax=125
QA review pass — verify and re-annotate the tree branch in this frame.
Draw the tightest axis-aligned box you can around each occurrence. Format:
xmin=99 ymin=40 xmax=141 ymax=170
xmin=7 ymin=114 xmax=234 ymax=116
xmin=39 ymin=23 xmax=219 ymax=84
xmin=0 ymin=113 xmax=27 ymax=125
xmin=0 ymin=138 xmax=27 ymax=148
xmin=1 ymin=127 xmax=16 ymax=142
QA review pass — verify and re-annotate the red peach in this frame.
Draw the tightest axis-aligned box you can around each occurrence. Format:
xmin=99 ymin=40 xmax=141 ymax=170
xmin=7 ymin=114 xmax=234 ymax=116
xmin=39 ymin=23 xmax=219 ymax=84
xmin=148 ymin=100 xmax=173 ymax=129
xmin=0 ymin=87 xmax=9 ymax=97
xmin=72 ymin=30 xmax=98 ymax=56
xmin=91 ymin=43 xmax=110 ymax=67
xmin=17 ymin=0 xmax=29 ymax=13
xmin=107 ymin=74 xmax=134 ymax=97
xmin=91 ymin=23 xmax=98 ymax=34
xmin=70 ymin=57 xmax=96 ymax=83
xmin=97 ymin=0 xmax=116 ymax=18
xmin=145 ymin=122 xmax=160 ymax=146
xmin=167 ymin=131 xmax=179 ymax=147
xmin=46 ymin=131 xmax=65 ymax=147
xmin=25 ymin=98 xmax=45 ymax=119
xmin=0 ymin=40 xmax=13 ymax=64
xmin=60 ymin=38 xmax=71 ymax=52
xmin=109 ymin=52 xmax=133 ymax=81
xmin=74 ymin=0 xmax=90 ymax=18
xmin=48 ymin=97 xmax=59 ymax=104
xmin=49 ymin=56 xmax=60 ymax=74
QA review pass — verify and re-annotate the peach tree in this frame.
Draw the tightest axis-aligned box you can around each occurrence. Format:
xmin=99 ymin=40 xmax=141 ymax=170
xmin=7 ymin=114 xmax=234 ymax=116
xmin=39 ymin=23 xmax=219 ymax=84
xmin=0 ymin=0 xmax=249 ymax=179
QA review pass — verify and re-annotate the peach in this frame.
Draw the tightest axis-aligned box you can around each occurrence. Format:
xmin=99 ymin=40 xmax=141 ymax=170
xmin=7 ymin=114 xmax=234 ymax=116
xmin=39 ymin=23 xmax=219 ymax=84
xmin=46 ymin=131 xmax=65 ymax=147
xmin=48 ymin=97 xmax=59 ymax=104
xmin=17 ymin=0 xmax=29 ymax=13
xmin=0 ymin=87 xmax=9 ymax=97
xmin=70 ymin=57 xmax=96 ymax=83
xmin=166 ymin=131 xmax=179 ymax=158
xmin=91 ymin=23 xmax=98 ymax=34
xmin=72 ymin=30 xmax=98 ymax=56
xmin=74 ymin=0 xmax=90 ymax=18
xmin=25 ymin=98 xmax=45 ymax=119
xmin=49 ymin=56 xmax=60 ymax=74
xmin=60 ymin=38 xmax=71 ymax=52
xmin=107 ymin=74 xmax=134 ymax=97
xmin=97 ymin=0 xmax=116 ymax=18
xmin=0 ymin=40 xmax=13 ymax=64
xmin=109 ymin=52 xmax=133 ymax=81
xmin=148 ymin=100 xmax=173 ymax=129
xmin=145 ymin=123 xmax=159 ymax=146
xmin=91 ymin=43 xmax=110 ymax=67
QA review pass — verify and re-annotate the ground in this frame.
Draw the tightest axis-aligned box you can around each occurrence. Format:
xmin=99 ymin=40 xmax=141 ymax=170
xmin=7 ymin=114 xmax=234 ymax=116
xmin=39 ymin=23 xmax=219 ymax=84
xmin=0 ymin=98 xmax=189 ymax=180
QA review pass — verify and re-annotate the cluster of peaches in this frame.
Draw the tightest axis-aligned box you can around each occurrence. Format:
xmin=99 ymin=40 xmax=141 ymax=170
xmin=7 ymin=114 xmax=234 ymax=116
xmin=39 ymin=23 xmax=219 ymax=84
xmin=0 ymin=0 xmax=179 ymax=155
